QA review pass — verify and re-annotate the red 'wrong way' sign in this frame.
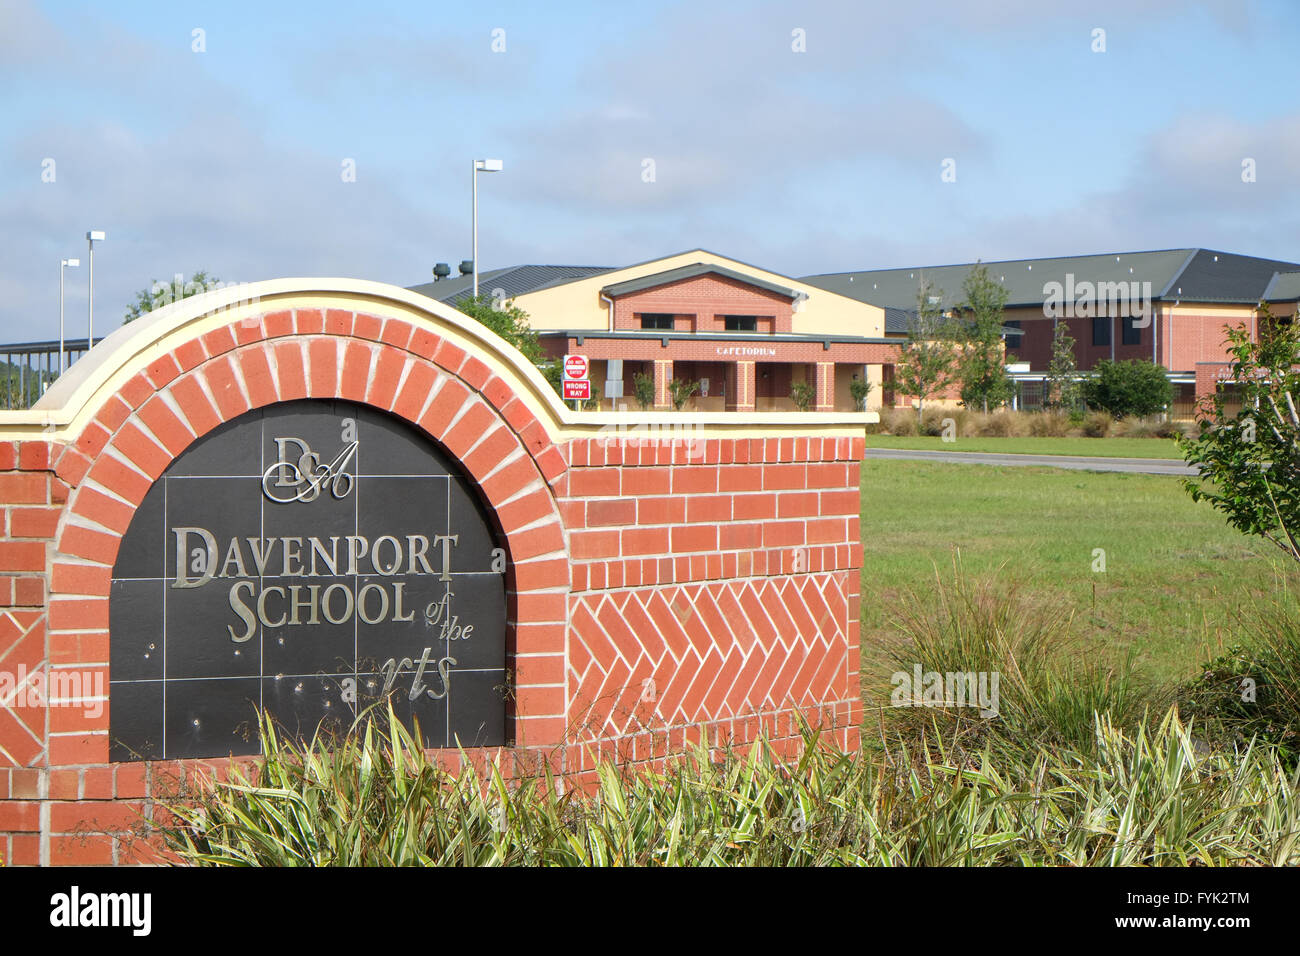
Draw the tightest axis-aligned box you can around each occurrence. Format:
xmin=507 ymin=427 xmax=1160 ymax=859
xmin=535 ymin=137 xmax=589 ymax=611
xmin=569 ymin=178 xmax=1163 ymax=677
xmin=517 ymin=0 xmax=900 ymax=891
xmin=563 ymin=379 xmax=591 ymax=400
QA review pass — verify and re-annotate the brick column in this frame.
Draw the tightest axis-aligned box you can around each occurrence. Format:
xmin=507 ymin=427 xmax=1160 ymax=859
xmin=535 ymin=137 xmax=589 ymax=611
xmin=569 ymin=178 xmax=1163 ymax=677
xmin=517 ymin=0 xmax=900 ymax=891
xmin=734 ymin=361 xmax=755 ymax=412
xmin=653 ymin=360 xmax=673 ymax=410
xmin=815 ymin=362 xmax=834 ymax=412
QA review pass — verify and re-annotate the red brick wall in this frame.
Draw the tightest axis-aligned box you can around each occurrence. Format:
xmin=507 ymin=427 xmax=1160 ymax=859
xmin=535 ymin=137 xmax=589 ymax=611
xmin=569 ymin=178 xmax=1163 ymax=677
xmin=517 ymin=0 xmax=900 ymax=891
xmin=612 ymin=274 xmax=793 ymax=333
xmin=1005 ymin=309 xmax=1257 ymax=374
xmin=1195 ymin=361 xmax=1234 ymax=400
xmin=559 ymin=434 xmax=862 ymax=772
xmin=1008 ymin=316 xmax=1159 ymax=371
xmin=0 ymin=302 xmax=863 ymax=865
xmin=1165 ymin=311 xmax=1255 ymax=372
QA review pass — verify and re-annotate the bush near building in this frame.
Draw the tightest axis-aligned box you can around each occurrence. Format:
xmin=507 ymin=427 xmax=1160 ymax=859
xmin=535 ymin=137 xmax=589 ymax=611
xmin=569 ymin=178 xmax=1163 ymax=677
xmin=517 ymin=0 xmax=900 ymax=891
xmin=1082 ymin=359 xmax=1175 ymax=419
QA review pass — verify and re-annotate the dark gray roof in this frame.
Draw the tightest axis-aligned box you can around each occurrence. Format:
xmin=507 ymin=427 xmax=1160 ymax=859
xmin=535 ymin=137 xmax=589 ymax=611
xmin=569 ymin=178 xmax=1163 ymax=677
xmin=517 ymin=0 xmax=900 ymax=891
xmin=601 ymin=262 xmax=798 ymax=300
xmin=1261 ymin=271 xmax=1300 ymax=303
xmin=802 ymin=248 xmax=1300 ymax=311
xmin=408 ymin=264 xmax=612 ymax=306
xmin=883 ymin=307 xmax=914 ymax=334
xmin=1166 ymin=250 xmax=1300 ymax=303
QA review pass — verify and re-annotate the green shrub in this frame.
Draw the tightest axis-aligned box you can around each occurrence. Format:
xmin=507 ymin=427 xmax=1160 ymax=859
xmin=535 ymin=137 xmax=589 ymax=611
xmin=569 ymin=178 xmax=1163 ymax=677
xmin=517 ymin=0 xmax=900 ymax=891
xmin=1082 ymin=359 xmax=1174 ymax=418
xmin=849 ymin=377 xmax=873 ymax=411
xmin=667 ymin=378 xmax=699 ymax=410
xmin=1179 ymin=309 xmax=1300 ymax=568
xmin=632 ymin=371 xmax=655 ymax=410
xmin=790 ymin=381 xmax=815 ymax=412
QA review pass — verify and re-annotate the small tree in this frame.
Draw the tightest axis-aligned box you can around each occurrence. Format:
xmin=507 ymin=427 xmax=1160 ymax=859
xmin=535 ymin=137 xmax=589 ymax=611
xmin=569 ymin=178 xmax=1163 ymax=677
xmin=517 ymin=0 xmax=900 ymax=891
xmin=849 ymin=375 xmax=873 ymax=411
xmin=124 ymin=270 xmax=221 ymax=323
xmin=894 ymin=279 xmax=958 ymax=418
xmin=951 ymin=263 xmax=1014 ymax=412
xmin=457 ymin=293 xmax=585 ymax=407
xmin=790 ymin=381 xmax=814 ymax=411
xmin=1046 ymin=320 xmax=1082 ymax=414
xmin=632 ymin=371 xmax=655 ymax=409
xmin=457 ymin=293 xmax=543 ymax=364
xmin=1082 ymin=359 xmax=1173 ymax=418
xmin=1180 ymin=307 xmax=1300 ymax=566
xmin=668 ymin=378 xmax=700 ymax=411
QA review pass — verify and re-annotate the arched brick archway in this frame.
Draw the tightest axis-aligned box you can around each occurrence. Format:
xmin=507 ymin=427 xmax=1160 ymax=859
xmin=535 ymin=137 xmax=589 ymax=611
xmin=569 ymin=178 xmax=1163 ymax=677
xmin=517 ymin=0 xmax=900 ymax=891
xmin=46 ymin=303 xmax=571 ymax=767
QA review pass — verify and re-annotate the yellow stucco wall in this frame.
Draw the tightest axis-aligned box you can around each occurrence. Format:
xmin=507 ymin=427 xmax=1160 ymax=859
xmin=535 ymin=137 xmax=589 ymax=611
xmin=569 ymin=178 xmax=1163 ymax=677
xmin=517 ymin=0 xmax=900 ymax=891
xmin=510 ymin=249 xmax=886 ymax=339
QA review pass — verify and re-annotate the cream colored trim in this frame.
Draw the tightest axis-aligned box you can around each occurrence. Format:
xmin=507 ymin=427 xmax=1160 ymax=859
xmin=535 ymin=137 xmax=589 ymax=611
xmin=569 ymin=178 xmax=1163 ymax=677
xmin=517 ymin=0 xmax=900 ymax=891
xmin=0 ymin=278 xmax=874 ymax=443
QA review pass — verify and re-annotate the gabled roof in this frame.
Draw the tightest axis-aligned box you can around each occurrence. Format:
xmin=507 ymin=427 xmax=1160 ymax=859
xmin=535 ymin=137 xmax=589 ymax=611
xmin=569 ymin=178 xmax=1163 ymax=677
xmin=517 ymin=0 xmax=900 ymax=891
xmin=801 ymin=248 xmax=1300 ymax=311
xmin=600 ymin=262 xmax=798 ymax=300
xmin=1262 ymin=271 xmax=1300 ymax=303
xmin=1166 ymin=251 xmax=1300 ymax=303
xmin=408 ymin=264 xmax=612 ymax=306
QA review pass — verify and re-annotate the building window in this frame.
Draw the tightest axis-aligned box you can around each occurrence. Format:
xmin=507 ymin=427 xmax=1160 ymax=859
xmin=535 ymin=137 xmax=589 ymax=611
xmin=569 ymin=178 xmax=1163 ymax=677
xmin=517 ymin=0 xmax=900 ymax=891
xmin=640 ymin=313 xmax=674 ymax=330
xmin=1004 ymin=320 xmax=1023 ymax=353
xmin=1092 ymin=316 xmax=1111 ymax=347
xmin=723 ymin=315 xmax=758 ymax=332
xmin=1122 ymin=315 xmax=1142 ymax=346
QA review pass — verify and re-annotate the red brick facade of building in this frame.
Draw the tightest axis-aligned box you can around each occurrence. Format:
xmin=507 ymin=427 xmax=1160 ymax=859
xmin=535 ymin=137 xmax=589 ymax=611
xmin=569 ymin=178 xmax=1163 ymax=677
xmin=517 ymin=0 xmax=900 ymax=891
xmin=1008 ymin=309 xmax=1258 ymax=399
xmin=611 ymin=273 xmax=794 ymax=334
xmin=0 ymin=292 xmax=863 ymax=865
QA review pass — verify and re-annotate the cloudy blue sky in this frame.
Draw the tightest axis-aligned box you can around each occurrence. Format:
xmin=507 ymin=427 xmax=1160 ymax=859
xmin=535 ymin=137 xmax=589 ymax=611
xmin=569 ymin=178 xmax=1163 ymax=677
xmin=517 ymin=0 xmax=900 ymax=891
xmin=2 ymin=0 xmax=1298 ymax=340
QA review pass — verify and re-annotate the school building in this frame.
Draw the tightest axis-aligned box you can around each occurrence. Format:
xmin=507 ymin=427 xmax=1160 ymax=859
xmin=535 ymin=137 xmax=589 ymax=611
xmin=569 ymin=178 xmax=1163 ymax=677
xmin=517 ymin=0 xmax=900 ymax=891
xmin=411 ymin=251 xmax=897 ymax=412
xmin=412 ymin=246 xmax=1300 ymax=415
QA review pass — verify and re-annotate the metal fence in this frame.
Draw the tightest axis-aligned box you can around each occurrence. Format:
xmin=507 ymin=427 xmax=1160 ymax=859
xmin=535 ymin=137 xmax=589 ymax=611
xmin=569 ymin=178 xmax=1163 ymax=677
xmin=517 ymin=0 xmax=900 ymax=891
xmin=0 ymin=339 xmax=101 ymax=409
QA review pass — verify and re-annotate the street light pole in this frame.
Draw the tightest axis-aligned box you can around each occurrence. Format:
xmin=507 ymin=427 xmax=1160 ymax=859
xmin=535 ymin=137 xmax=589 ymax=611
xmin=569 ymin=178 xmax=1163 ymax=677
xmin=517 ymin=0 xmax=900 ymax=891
xmin=59 ymin=258 xmax=80 ymax=375
xmin=85 ymin=230 xmax=105 ymax=349
xmin=471 ymin=159 xmax=503 ymax=300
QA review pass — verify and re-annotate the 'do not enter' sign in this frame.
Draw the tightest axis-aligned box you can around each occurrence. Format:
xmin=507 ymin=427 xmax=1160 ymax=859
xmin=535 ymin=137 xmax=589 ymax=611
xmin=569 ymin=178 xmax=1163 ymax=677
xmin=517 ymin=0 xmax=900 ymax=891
xmin=563 ymin=354 xmax=588 ymax=380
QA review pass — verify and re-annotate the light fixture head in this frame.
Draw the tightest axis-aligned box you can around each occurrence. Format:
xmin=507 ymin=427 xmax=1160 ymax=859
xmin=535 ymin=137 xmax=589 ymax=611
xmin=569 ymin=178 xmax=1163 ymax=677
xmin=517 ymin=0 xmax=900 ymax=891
xmin=475 ymin=159 xmax=503 ymax=172
xmin=86 ymin=230 xmax=106 ymax=241
xmin=63 ymin=258 xmax=80 ymax=267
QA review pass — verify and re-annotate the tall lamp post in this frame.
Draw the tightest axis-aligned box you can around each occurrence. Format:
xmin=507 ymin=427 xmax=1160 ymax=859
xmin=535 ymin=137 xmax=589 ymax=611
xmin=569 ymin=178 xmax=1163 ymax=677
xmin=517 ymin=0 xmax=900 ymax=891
xmin=85 ymin=230 xmax=105 ymax=349
xmin=471 ymin=159 xmax=503 ymax=299
xmin=59 ymin=258 xmax=80 ymax=375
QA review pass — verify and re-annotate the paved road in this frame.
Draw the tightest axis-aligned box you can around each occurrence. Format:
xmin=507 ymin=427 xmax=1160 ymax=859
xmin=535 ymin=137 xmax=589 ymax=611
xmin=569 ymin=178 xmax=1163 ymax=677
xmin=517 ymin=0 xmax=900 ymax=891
xmin=864 ymin=447 xmax=1196 ymax=476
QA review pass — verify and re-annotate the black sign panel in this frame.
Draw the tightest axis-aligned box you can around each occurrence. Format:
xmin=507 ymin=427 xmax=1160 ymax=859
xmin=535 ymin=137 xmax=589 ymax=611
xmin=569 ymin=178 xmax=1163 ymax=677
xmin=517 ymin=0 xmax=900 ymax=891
xmin=108 ymin=399 xmax=508 ymax=761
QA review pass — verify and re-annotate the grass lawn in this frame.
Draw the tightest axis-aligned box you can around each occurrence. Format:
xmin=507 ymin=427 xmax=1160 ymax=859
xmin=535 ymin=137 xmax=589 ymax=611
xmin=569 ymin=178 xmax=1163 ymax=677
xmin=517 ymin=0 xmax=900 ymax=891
xmin=859 ymin=460 xmax=1289 ymax=686
xmin=863 ymin=434 xmax=1185 ymax=459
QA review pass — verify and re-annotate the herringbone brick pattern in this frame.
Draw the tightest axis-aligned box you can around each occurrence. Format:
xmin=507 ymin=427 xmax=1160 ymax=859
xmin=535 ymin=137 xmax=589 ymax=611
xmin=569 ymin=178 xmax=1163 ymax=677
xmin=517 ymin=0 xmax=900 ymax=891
xmin=0 ymin=609 xmax=45 ymax=767
xmin=568 ymin=573 xmax=849 ymax=740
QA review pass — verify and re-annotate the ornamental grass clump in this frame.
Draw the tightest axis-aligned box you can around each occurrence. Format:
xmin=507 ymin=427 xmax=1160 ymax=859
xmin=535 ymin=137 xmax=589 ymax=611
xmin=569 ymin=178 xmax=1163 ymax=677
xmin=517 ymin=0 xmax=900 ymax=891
xmin=871 ymin=563 xmax=1169 ymax=758
xmin=157 ymin=701 xmax=1300 ymax=867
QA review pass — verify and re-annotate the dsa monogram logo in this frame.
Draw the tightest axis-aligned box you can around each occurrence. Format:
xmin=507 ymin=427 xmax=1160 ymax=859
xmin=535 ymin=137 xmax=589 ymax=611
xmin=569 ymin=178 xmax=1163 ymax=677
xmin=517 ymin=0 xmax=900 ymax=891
xmin=262 ymin=435 xmax=359 ymax=503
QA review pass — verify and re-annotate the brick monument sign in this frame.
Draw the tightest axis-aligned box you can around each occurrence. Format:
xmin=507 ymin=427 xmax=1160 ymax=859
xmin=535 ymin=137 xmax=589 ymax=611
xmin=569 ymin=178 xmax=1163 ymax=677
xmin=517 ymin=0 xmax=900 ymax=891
xmin=0 ymin=279 xmax=866 ymax=864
